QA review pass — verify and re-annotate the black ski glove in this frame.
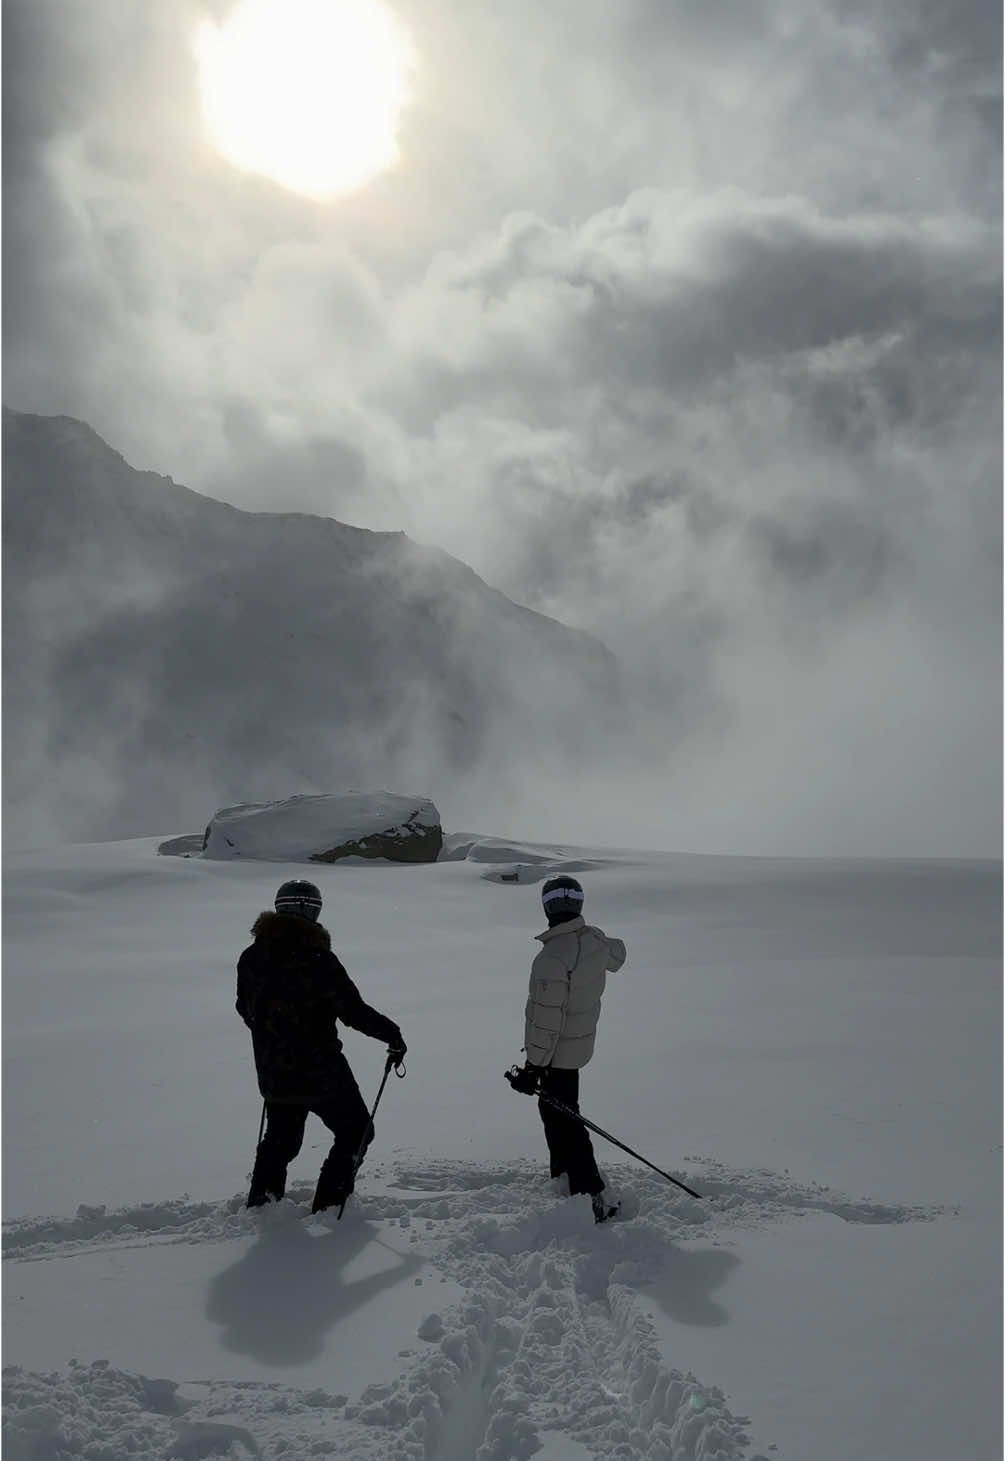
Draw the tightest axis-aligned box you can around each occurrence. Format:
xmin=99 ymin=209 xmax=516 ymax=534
xmin=387 ymin=1033 xmax=407 ymax=1064
xmin=506 ymin=1063 xmax=544 ymax=1095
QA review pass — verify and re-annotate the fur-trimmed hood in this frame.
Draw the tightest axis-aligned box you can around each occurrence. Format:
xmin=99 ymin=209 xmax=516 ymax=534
xmin=251 ymin=911 xmax=331 ymax=949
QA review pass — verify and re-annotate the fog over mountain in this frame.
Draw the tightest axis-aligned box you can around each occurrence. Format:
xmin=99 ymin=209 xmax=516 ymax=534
xmin=2 ymin=0 xmax=1000 ymax=855
xmin=3 ymin=408 xmax=620 ymax=845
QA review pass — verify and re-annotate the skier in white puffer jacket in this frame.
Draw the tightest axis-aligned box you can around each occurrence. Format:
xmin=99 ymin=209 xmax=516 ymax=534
xmin=510 ymin=875 xmax=627 ymax=1222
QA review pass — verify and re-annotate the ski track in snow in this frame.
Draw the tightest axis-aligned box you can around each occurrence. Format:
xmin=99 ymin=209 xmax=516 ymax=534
xmin=3 ymin=1160 xmax=939 ymax=1461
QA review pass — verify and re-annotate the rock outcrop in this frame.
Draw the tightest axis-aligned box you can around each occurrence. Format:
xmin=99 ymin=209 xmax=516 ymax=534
xmin=200 ymin=792 xmax=443 ymax=864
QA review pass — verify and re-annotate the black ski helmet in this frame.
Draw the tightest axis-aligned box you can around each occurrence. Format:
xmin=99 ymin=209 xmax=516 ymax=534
xmin=274 ymin=879 xmax=323 ymax=921
xmin=541 ymin=875 xmax=584 ymax=920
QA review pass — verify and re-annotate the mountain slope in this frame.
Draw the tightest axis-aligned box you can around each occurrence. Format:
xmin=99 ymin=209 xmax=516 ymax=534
xmin=2 ymin=408 xmax=619 ymax=843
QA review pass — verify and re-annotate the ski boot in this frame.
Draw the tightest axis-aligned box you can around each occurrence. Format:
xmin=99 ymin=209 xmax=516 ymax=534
xmin=591 ymin=1192 xmax=621 ymax=1224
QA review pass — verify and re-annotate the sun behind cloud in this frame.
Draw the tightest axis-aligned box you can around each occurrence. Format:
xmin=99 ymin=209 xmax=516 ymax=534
xmin=196 ymin=0 xmax=413 ymax=198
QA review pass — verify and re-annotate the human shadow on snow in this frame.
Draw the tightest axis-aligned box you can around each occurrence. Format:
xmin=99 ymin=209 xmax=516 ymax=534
xmin=642 ymin=1243 xmax=740 ymax=1327
xmin=205 ymin=1214 xmax=423 ymax=1366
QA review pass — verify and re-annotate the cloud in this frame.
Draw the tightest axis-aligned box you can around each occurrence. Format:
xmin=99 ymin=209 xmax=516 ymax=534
xmin=384 ymin=190 xmax=997 ymax=643
xmin=2 ymin=0 xmax=1000 ymax=854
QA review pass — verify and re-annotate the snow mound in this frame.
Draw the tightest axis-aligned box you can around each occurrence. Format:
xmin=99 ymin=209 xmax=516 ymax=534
xmin=201 ymin=792 xmax=443 ymax=864
xmin=440 ymin=831 xmax=624 ymax=884
xmin=1 ymin=1363 xmax=262 ymax=1461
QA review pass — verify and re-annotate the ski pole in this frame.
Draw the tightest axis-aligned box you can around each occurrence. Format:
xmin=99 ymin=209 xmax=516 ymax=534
xmin=505 ymin=1068 xmax=703 ymax=1200
xmin=337 ymin=1052 xmax=406 ymax=1220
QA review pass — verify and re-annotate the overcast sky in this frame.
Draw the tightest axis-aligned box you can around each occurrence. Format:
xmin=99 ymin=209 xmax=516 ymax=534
xmin=3 ymin=0 xmax=1001 ymax=855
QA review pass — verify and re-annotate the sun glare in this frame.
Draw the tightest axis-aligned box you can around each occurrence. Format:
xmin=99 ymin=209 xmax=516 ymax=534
xmin=196 ymin=0 xmax=413 ymax=198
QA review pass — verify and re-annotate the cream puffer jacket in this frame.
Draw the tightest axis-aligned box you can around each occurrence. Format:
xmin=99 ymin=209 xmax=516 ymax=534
xmin=523 ymin=915 xmax=627 ymax=1069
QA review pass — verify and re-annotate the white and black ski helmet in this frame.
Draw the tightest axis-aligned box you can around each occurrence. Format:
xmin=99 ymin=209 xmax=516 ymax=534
xmin=275 ymin=879 xmax=323 ymax=921
xmin=541 ymin=875 xmax=584 ymax=919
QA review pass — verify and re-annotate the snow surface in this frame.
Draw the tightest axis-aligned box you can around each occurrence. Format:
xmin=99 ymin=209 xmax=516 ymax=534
xmin=3 ymin=835 xmax=1001 ymax=1460
xmin=202 ymin=793 xmax=441 ymax=862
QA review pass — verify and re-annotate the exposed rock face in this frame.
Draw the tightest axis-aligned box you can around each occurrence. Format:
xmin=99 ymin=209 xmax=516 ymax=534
xmin=308 ymin=810 xmax=443 ymax=864
xmin=200 ymin=792 xmax=443 ymax=864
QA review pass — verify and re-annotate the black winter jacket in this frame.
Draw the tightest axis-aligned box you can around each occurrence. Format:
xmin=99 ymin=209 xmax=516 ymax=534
xmin=236 ymin=911 xmax=401 ymax=1103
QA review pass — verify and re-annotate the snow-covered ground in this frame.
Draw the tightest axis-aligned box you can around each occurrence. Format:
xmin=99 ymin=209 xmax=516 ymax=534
xmin=3 ymin=835 xmax=1001 ymax=1460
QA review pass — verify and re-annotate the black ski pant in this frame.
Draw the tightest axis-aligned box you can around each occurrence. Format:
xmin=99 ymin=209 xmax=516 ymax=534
xmin=247 ymin=1054 xmax=372 ymax=1213
xmin=537 ymin=1066 xmax=604 ymax=1197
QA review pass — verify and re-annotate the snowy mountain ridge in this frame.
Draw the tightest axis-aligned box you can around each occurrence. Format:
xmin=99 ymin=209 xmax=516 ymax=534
xmin=2 ymin=407 xmax=619 ymax=847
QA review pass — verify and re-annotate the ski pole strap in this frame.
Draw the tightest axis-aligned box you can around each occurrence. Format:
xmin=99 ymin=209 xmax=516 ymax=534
xmin=538 ymin=1092 xmax=703 ymax=1200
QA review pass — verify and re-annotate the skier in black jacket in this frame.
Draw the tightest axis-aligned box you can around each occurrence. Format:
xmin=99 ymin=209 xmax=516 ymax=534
xmin=237 ymin=879 xmax=406 ymax=1213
